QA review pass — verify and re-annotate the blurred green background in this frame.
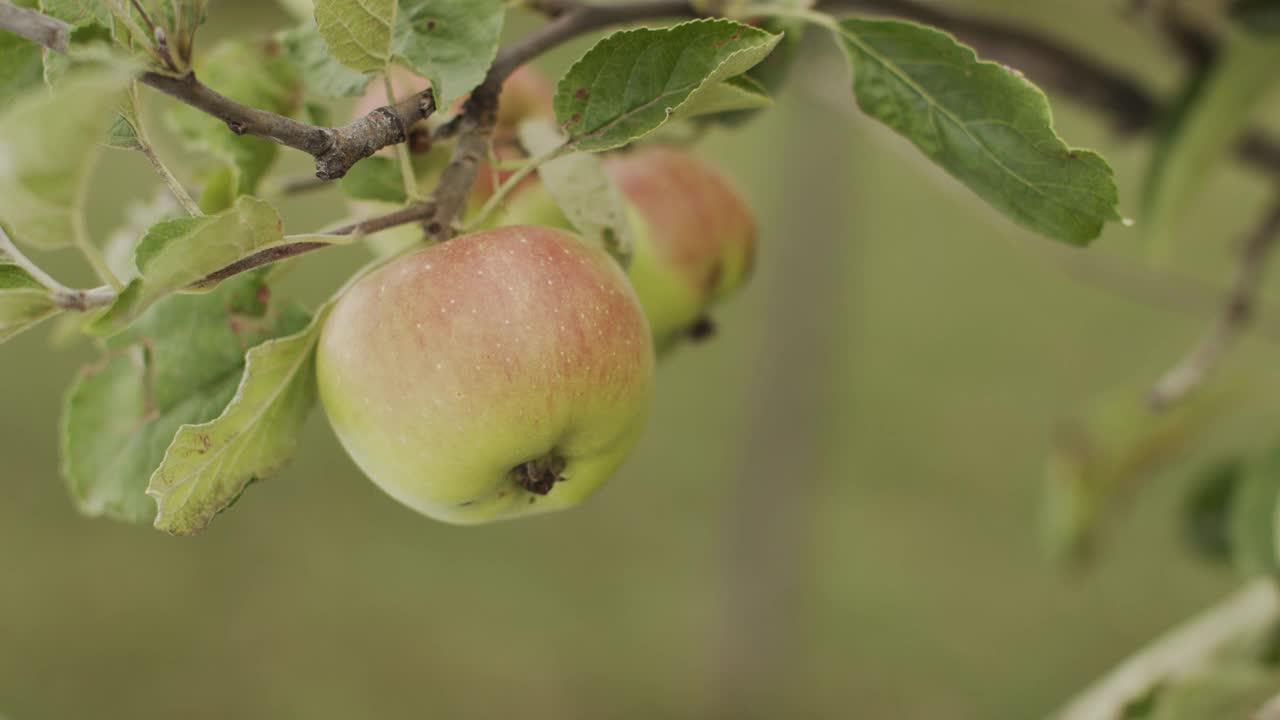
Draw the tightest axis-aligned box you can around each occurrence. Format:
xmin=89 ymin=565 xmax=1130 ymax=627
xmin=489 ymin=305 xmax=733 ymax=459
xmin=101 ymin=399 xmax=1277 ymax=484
xmin=5 ymin=1 xmax=1280 ymax=718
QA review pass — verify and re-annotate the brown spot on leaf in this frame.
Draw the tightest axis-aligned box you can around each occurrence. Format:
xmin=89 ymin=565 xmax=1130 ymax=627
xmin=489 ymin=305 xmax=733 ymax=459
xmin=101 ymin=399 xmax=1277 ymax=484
xmin=575 ymin=87 xmax=589 ymax=100
xmin=712 ymin=27 xmax=746 ymax=48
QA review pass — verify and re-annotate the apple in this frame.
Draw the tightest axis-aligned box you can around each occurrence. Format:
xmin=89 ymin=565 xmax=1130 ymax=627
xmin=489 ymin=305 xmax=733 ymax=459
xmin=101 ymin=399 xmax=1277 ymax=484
xmin=316 ymin=225 xmax=655 ymax=524
xmin=501 ymin=146 xmax=758 ymax=352
xmin=605 ymin=147 xmax=757 ymax=350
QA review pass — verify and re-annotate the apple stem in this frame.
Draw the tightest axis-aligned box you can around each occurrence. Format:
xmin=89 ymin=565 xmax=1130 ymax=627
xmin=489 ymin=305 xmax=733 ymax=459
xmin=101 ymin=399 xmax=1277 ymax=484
xmin=511 ymin=454 xmax=568 ymax=495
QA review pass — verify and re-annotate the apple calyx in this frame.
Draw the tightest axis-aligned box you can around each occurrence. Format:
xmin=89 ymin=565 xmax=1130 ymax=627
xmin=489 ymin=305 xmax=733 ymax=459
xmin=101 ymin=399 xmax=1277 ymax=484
xmin=687 ymin=315 xmax=717 ymax=342
xmin=512 ymin=453 xmax=568 ymax=496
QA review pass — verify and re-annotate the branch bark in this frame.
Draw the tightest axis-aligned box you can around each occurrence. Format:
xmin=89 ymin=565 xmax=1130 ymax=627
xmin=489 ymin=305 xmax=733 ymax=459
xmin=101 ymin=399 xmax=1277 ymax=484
xmin=138 ymin=72 xmax=436 ymax=180
xmin=0 ymin=1 xmax=68 ymax=51
xmin=1149 ymin=196 xmax=1280 ymax=409
xmin=0 ymin=3 xmax=436 ymax=180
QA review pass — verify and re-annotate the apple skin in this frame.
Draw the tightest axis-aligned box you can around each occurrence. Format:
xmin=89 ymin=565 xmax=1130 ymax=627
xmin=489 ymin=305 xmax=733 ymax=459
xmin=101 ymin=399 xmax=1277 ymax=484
xmin=316 ymin=225 xmax=655 ymax=524
xmin=501 ymin=146 xmax=757 ymax=352
xmin=605 ymin=147 xmax=756 ymax=350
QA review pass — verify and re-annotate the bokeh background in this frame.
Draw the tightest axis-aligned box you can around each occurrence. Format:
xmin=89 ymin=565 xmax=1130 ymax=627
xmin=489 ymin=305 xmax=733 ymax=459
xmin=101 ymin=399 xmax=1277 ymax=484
xmin=5 ymin=1 xmax=1280 ymax=718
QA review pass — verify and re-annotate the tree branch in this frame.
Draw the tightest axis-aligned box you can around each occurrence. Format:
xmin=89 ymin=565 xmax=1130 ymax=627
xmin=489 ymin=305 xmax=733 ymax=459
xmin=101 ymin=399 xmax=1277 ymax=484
xmin=6 ymin=0 xmax=1280 ymax=277
xmin=0 ymin=4 xmax=436 ymax=180
xmin=1055 ymin=580 xmax=1279 ymax=720
xmin=0 ymin=225 xmax=115 ymax=311
xmin=1149 ymin=196 xmax=1280 ymax=409
xmin=138 ymin=72 xmax=436 ymax=180
xmin=0 ymin=1 xmax=68 ymax=51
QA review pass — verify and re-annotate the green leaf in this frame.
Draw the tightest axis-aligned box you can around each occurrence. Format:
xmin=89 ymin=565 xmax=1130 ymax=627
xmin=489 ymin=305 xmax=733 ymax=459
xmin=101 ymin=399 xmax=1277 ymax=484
xmin=314 ymin=0 xmax=396 ymax=73
xmin=553 ymin=18 xmax=782 ymax=152
xmin=1183 ymin=458 xmax=1245 ymax=565
xmin=0 ymin=263 xmax=59 ymax=343
xmin=517 ymin=118 xmax=633 ymax=265
xmin=0 ymin=28 xmax=44 ymax=108
xmin=1040 ymin=390 xmax=1227 ymax=565
xmin=1131 ymin=664 xmax=1280 ymax=720
xmin=697 ymin=10 xmax=805 ymax=127
xmin=103 ymin=81 xmax=144 ymax=151
xmin=148 ymin=307 xmax=328 ymax=535
xmin=1229 ymin=444 xmax=1280 ymax=578
xmin=103 ymin=189 xmax=182 ymax=282
xmin=42 ymin=20 xmax=114 ymax=86
xmin=89 ymin=196 xmax=346 ymax=335
xmin=168 ymin=38 xmax=301 ymax=197
xmin=105 ymin=113 xmax=142 ymax=151
xmin=833 ymin=18 xmax=1120 ymax=246
xmin=39 ymin=0 xmax=113 ymax=28
xmin=392 ymin=0 xmax=504 ymax=106
xmin=672 ymin=75 xmax=773 ymax=121
xmin=339 ymin=155 xmax=408 ymax=203
xmin=62 ymin=273 xmax=310 ymax=525
xmin=338 ymin=149 xmax=448 ymax=203
xmin=1140 ymin=26 xmax=1280 ymax=254
xmin=0 ymin=59 xmax=137 ymax=249
xmin=280 ymin=20 xmax=372 ymax=97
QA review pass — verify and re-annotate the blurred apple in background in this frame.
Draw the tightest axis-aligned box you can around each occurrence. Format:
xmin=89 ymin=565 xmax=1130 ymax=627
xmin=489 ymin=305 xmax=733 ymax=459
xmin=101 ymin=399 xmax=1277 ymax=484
xmin=502 ymin=145 xmax=758 ymax=353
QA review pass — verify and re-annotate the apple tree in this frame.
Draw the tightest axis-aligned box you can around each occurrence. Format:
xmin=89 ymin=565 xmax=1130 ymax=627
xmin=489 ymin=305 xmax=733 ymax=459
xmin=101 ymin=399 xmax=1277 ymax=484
xmin=2 ymin=0 xmax=1280 ymax=715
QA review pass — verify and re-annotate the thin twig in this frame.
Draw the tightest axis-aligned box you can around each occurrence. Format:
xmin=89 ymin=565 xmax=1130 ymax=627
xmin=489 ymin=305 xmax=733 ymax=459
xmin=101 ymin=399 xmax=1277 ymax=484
xmin=0 ymin=226 xmax=117 ymax=311
xmin=126 ymin=83 xmax=203 ymax=216
xmin=1149 ymin=197 xmax=1280 ymax=409
xmin=1055 ymin=580 xmax=1279 ymax=720
xmin=384 ymin=73 xmax=423 ymax=201
xmin=138 ymin=140 xmax=200 ymax=215
xmin=463 ymin=143 xmax=569 ymax=231
xmin=127 ymin=0 xmax=178 ymax=73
